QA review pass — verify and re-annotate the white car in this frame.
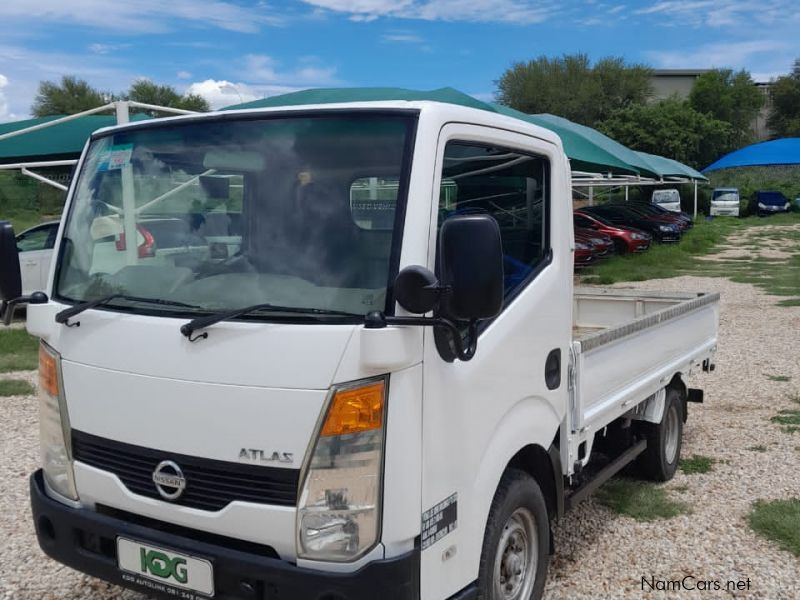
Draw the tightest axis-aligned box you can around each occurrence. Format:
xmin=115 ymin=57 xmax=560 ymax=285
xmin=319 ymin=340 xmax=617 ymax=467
xmin=651 ymin=188 xmax=682 ymax=212
xmin=15 ymin=221 xmax=59 ymax=295
xmin=710 ymin=188 xmax=740 ymax=217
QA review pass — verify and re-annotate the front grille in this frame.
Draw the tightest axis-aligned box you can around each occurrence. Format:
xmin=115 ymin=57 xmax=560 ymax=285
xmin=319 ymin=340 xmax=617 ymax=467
xmin=72 ymin=430 xmax=299 ymax=511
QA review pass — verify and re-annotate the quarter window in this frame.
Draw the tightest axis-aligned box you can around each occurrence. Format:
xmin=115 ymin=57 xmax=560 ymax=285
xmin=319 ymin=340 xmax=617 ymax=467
xmin=437 ymin=142 xmax=550 ymax=297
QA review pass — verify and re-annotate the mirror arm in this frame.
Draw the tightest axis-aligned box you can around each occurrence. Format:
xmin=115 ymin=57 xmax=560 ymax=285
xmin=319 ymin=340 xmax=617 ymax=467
xmin=2 ymin=292 xmax=49 ymax=326
xmin=364 ymin=311 xmax=479 ymax=362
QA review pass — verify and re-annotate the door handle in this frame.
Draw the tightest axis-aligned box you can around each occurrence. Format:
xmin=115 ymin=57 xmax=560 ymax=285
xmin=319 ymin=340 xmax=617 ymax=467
xmin=545 ymin=349 xmax=561 ymax=390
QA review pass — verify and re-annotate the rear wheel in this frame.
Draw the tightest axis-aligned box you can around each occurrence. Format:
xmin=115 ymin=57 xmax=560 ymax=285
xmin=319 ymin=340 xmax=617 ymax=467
xmin=478 ymin=469 xmax=549 ymax=600
xmin=637 ymin=388 xmax=683 ymax=481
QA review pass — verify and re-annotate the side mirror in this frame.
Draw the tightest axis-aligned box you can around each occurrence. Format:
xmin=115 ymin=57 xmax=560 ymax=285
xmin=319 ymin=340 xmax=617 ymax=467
xmin=0 ymin=221 xmax=21 ymax=302
xmin=394 ymin=265 xmax=441 ymax=314
xmin=439 ymin=214 xmax=504 ymax=320
xmin=0 ymin=221 xmax=46 ymax=325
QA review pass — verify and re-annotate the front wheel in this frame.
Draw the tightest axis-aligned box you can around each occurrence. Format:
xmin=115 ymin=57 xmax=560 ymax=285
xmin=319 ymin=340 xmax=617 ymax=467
xmin=478 ymin=469 xmax=550 ymax=600
xmin=637 ymin=388 xmax=683 ymax=481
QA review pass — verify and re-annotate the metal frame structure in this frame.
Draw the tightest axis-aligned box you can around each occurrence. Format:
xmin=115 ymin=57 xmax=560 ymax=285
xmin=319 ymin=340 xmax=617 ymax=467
xmin=0 ymin=101 xmax=197 ymax=191
xmin=571 ymin=170 xmax=703 ymax=218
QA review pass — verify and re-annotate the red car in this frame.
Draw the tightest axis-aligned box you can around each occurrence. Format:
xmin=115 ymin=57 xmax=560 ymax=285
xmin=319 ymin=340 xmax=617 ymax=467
xmin=574 ymin=210 xmax=651 ymax=254
xmin=576 ymin=227 xmax=613 ymax=258
xmin=573 ymin=233 xmax=595 ymax=267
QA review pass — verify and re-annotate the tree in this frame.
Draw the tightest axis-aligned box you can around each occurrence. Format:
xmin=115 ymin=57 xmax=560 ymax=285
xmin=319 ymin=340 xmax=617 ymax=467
xmin=689 ymin=69 xmax=763 ymax=145
xmin=126 ymin=79 xmax=210 ymax=113
xmin=31 ymin=76 xmax=109 ymax=117
xmin=767 ymin=59 xmax=800 ymax=138
xmin=495 ymin=54 xmax=652 ymax=127
xmin=597 ymin=97 xmax=733 ymax=169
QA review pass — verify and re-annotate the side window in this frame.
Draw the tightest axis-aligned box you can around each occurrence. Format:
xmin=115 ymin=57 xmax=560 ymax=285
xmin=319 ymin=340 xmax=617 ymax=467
xmin=437 ymin=141 xmax=550 ymax=298
xmin=16 ymin=227 xmax=52 ymax=253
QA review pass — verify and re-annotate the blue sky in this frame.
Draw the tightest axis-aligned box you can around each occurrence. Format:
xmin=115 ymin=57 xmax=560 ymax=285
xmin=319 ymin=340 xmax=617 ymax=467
xmin=0 ymin=0 xmax=798 ymax=121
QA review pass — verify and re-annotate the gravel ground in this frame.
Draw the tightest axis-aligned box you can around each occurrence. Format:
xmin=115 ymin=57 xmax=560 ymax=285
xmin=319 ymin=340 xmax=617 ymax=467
xmin=2 ymin=276 xmax=799 ymax=599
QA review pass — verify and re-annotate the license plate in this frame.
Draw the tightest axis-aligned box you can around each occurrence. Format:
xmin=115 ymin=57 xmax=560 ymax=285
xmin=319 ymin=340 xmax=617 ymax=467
xmin=117 ymin=538 xmax=214 ymax=598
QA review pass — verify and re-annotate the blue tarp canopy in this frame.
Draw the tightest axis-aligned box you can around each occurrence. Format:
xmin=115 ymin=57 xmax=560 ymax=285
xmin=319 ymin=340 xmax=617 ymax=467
xmin=704 ymin=138 xmax=800 ymax=172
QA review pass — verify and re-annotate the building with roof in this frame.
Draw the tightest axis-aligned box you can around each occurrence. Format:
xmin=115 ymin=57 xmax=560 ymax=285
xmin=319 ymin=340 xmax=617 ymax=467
xmin=649 ymin=69 xmax=773 ymax=141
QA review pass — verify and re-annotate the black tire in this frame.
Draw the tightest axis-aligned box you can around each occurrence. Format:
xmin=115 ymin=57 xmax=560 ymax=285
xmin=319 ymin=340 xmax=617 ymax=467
xmin=477 ymin=469 xmax=550 ymax=600
xmin=614 ymin=239 xmax=628 ymax=255
xmin=636 ymin=388 xmax=683 ymax=481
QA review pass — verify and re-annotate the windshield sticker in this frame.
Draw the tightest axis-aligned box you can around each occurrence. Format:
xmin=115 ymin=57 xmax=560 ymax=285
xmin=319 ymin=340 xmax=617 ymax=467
xmin=98 ymin=144 xmax=134 ymax=172
xmin=421 ymin=493 xmax=457 ymax=550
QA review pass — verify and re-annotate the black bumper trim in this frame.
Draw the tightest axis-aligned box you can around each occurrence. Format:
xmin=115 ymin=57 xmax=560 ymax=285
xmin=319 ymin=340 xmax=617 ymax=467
xmin=30 ymin=470 xmax=420 ymax=600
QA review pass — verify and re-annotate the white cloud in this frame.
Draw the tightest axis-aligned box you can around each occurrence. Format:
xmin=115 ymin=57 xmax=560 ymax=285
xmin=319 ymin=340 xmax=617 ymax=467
xmin=89 ymin=43 xmax=130 ymax=55
xmin=177 ymin=70 xmax=192 ymax=80
xmin=382 ymin=31 xmax=424 ymax=43
xmin=0 ymin=0 xmax=283 ymax=34
xmin=646 ymin=40 xmax=791 ymax=69
xmin=186 ymin=80 xmax=260 ymax=109
xmin=302 ymin=0 xmax=558 ymax=24
xmin=243 ymin=54 xmax=340 ymax=86
xmin=0 ymin=74 xmax=11 ymax=121
xmin=635 ymin=0 xmax=799 ymax=28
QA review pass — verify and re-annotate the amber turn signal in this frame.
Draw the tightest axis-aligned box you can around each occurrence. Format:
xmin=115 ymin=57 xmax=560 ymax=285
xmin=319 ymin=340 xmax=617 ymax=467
xmin=39 ymin=343 xmax=59 ymax=397
xmin=320 ymin=380 xmax=385 ymax=437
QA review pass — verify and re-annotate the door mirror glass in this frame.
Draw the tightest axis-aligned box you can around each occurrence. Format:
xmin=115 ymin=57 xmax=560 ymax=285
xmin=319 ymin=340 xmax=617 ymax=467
xmin=0 ymin=221 xmax=22 ymax=302
xmin=439 ymin=214 xmax=504 ymax=320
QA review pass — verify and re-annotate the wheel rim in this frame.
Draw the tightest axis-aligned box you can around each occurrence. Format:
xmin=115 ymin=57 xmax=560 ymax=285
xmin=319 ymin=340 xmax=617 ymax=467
xmin=493 ymin=507 xmax=537 ymax=600
xmin=664 ymin=404 xmax=680 ymax=464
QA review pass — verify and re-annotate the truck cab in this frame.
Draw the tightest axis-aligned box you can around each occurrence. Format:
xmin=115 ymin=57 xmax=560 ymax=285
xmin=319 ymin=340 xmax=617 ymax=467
xmin=0 ymin=97 xmax=718 ymax=600
xmin=650 ymin=188 xmax=681 ymax=212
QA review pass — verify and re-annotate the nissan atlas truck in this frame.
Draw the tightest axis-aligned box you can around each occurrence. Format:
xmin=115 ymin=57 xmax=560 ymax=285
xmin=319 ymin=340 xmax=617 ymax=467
xmin=0 ymin=93 xmax=719 ymax=600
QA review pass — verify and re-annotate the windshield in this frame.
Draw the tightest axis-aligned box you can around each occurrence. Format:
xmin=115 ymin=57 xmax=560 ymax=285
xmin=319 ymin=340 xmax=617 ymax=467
xmin=652 ymin=190 xmax=678 ymax=204
xmin=55 ymin=113 xmax=415 ymax=318
xmin=712 ymin=190 xmax=739 ymax=202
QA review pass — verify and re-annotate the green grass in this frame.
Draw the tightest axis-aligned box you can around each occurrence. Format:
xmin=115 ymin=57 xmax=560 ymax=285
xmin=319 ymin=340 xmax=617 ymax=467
xmin=0 ymin=329 xmax=39 ymax=372
xmin=767 ymin=375 xmax=792 ymax=382
xmin=771 ymin=410 xmax=800 ymax=433
xmin=596 ymin=478 xmax=689 ymax=521
xmin=0 ymin=378 xmax=35 ymax=396
xmin=583 ymin=213 xmax=800 ymax=306
xmin=749 ymin=499 xmax=800 ymax=557
xmin=679 ymin=454 xmax=715 ymax=474
xmin=3 ymin=208 xmax=46 ymax=232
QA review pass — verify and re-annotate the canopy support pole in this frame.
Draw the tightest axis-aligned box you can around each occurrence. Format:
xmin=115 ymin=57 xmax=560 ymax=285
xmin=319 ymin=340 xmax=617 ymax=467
xmin=20 ymin=168 xmax=68 ymax=191
xmin=588 ymin=186 xmax=594 ymax=206
xmin=693 ymin=181 xmax=698 ymax=220
xmin=115 ymin=102 xmax=138 ymax=265
xmin=625 ymin=187 xmax=629 ymax=202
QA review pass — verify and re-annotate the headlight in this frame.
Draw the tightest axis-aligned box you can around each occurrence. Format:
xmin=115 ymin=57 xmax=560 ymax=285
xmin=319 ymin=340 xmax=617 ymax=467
xmin=658 ymin=225 xmax=672 ymax=232
xmin=758 ymin=202 xmax=767 ymax=209
xmin=38 ymin=342 xmax=78 ymax=502
xmin=297 ymin=378 xmax=387 ymax=562
xmin=631 ymin=232 xmax=649 ymax=240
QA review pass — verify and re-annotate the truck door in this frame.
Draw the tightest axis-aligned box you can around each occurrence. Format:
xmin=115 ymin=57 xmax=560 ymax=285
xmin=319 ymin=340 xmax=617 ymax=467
xmin=16 ymin=223 xmax=57 ymax=294
xmin=419 ymin=124 xmax=572 ymax=599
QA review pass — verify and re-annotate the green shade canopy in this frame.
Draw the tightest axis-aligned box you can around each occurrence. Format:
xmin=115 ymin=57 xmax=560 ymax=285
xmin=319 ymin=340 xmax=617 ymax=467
xmin=0 ymin=114 xmax=150 ymax=165
xmin=635 ymin=151 xmax=708 ymax=182
xmin=223 ymin=87 xmax=660 ymax=178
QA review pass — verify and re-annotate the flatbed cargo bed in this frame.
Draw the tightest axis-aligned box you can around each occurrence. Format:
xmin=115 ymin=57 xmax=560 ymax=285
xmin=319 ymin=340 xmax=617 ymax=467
xmin=563 ymin=287 xmax=720 ymax=475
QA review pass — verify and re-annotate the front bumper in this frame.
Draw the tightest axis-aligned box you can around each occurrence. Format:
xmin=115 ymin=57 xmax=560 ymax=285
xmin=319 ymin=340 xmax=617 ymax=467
xmin=30 ymin=470 xmax=420 ymax=600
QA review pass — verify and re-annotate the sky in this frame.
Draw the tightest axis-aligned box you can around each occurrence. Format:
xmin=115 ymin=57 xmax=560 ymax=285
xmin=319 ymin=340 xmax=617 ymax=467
xmin=0 ymin=0 xmax=798 ymax=122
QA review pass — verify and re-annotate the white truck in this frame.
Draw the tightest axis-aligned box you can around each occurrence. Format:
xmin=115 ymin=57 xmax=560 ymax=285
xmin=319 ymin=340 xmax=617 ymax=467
xmin=0 ymin=98 xmax=719 ymax=600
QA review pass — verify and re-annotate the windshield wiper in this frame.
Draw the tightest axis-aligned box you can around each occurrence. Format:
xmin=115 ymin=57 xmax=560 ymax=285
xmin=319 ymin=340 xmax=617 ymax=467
xmin=56 ymin=294 xmax=200 ymax=327
xmin=180 ymin=303 xmax=360 ymax=341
